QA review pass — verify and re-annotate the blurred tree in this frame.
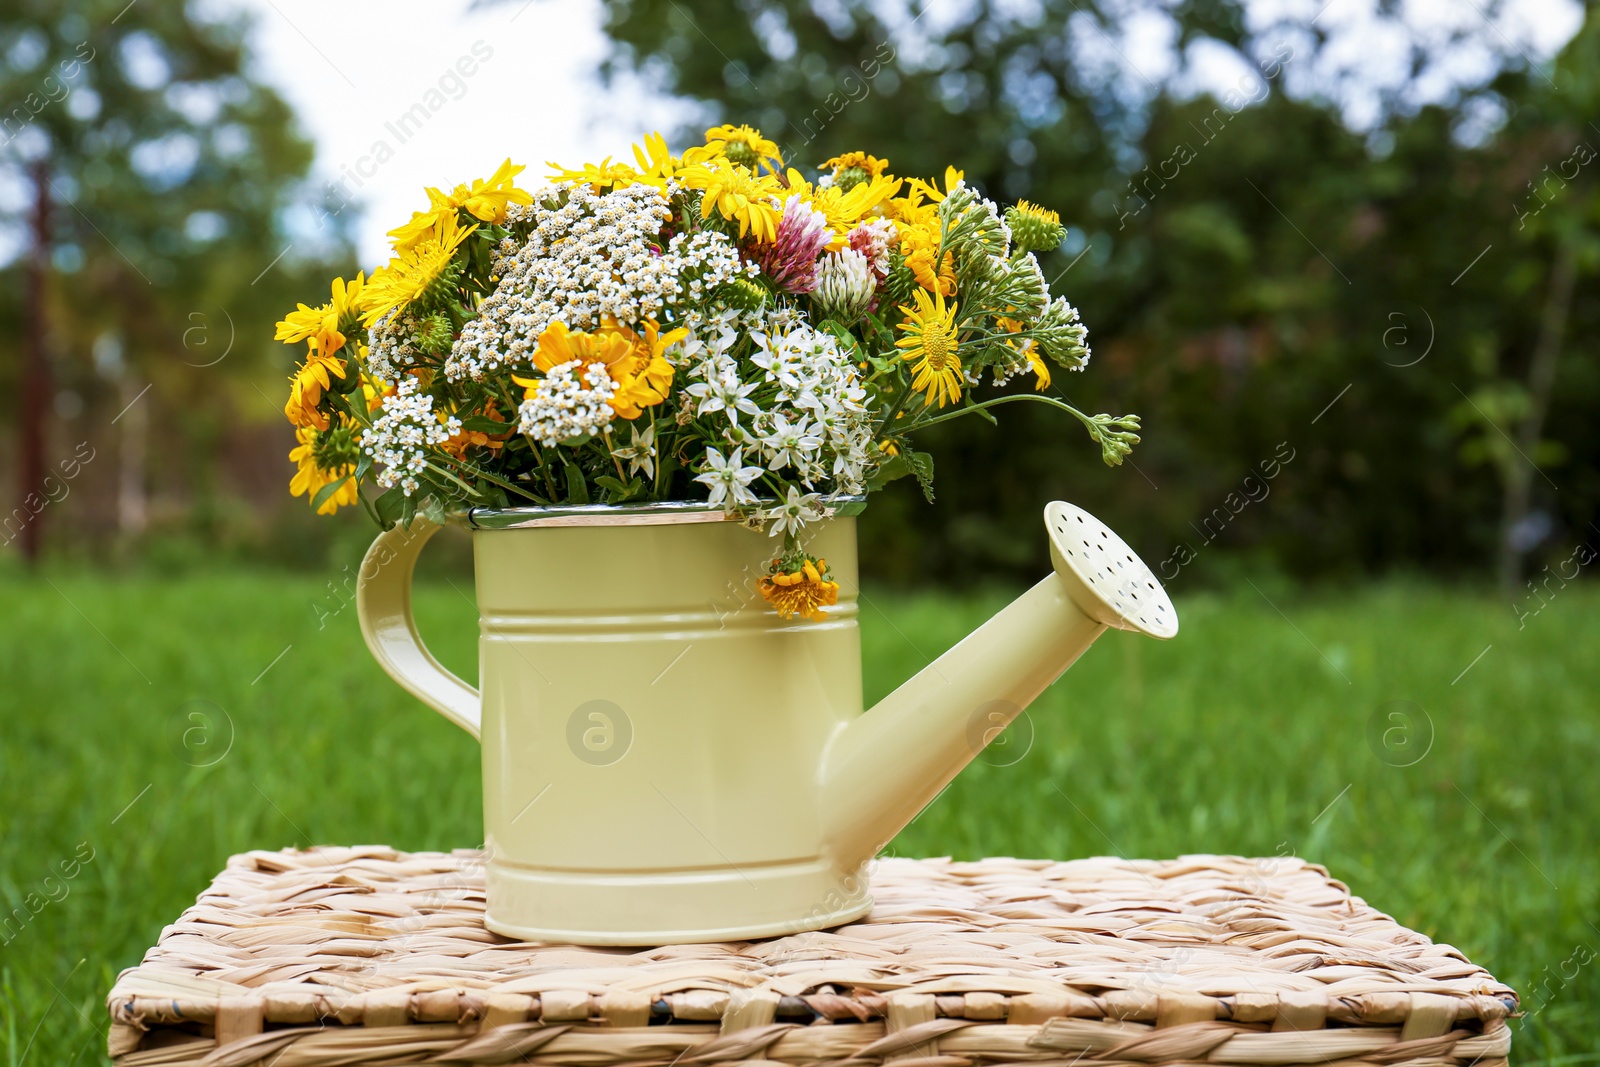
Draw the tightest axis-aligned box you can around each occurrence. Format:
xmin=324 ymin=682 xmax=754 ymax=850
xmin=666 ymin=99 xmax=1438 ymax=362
xmin=0 ymin=0 xmax=352 ymax=560
xmin=566 ymin=0 xmax=1599 ymax=587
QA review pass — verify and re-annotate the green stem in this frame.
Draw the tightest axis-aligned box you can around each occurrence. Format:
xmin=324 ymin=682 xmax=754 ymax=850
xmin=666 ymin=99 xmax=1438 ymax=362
xmin=527 ymin=437 xmax=560 ymax=499
xmin=907 ymin=391 xmax=1100 ymax=433
xmin=872 ymin=379 xmax=917 ymax=439
xmin=652 ymin=415 xmax=666 ymax=499
xmin=443 ymin=455 xmax=543 ymax=503
xmin=423 ymin=460 xmax=486 ymax=498
xmin=603 ymin=429 xmax=626 ymax=482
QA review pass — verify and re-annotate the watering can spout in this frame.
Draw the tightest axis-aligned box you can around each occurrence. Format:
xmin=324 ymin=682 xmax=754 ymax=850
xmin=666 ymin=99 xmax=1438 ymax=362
xmin=820 ymin=501 xmax=1178 ymax=866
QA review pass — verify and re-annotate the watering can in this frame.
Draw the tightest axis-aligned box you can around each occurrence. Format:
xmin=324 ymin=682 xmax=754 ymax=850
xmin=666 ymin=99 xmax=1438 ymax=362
xmin=357 ymin=499 xmax=1176 ymax=945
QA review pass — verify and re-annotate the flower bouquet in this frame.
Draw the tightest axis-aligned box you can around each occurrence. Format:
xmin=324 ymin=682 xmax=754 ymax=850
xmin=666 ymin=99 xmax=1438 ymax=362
xmin=276 ymin=124 xmax=1140 ymax=618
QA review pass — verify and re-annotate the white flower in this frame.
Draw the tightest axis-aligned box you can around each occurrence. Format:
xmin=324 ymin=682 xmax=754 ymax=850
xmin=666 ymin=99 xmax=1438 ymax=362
xmin=812 ymin=248 xmax=875 ymax=322
xmin=611 ymin=420 xmax=657 ymax=480
xmin=694 ymin=446 xmax=764 ymax=508
xmin=515 ymin=360 xmax=616 ymax=446
xmin=360 ymin=377 xmax=461 ymax=496
xmin=759 ymin=412 xmax=823 ymax=473
xmin=686 ymin=371 xmax=762 ymax=427
xmin=763 ymin=485 xmax=826 ymax=538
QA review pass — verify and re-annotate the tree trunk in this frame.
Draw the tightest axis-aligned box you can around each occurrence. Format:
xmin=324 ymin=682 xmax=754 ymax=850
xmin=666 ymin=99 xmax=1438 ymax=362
xmin=117 ymin=375 xmax=149 ymax=537
xmin=18 ymin=160 xmax=51 ymax=566
xmin=1497 ymin=240 xmax=1577 ymax=596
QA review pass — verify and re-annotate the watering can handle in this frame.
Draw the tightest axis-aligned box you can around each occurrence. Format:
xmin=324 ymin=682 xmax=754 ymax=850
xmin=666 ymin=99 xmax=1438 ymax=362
xmin=355 ymin=518 xmax=482 ymax=740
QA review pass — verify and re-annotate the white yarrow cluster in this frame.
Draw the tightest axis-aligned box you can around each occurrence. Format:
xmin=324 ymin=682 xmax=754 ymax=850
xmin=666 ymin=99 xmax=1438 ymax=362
xmin=516 ymin=360 xmax=617 ymax=446
xmin=448 ymin=183 xmax=755 ymax=382
xmin=366 ymin=310 xmax=422 ymax=383
xmin=361 ymin=378 xmax=461 ymax=496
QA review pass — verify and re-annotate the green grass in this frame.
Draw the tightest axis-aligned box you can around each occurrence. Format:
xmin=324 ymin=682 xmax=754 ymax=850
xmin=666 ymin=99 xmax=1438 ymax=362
xmin=0 ymin=565 xmax=1596 ymax=1064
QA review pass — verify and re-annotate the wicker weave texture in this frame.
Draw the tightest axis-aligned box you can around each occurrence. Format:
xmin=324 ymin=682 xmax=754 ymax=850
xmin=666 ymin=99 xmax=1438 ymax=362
xmin=106 ymin=848 xmax=1516 ymax=1066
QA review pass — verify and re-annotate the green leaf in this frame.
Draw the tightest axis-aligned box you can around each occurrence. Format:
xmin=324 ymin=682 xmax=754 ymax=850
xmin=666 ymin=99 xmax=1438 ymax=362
xmin=905 ymin=451 xmax=936 ymax=504
xmin=864 ymin=453 xmax=909 ymax=491
xmin=309 ymin=475 xmax=350 ymax=513
xmin=460 ymin=415 xmax=509 ymax=433
xmin=400 ymin=491 xmax=418 ymax=527
xmin=562 ymin=459 xmax=591 ymax=505
xmin=420 ymin=495 xmax=448 ymax=526
xmin=374 ymin=485 xmax=405 ymax=529
xmin=595 ymin=474 xmax=643 ymax=502
xmin=336 ymin=355 xmax=363 ymax=393
xmin=355 ymin=452 xmax=372 ymax=479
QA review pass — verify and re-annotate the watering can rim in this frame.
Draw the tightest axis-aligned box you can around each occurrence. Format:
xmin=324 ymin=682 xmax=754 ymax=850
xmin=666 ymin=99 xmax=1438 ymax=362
xmin=458 ymin=494 xmax=868 ymax=530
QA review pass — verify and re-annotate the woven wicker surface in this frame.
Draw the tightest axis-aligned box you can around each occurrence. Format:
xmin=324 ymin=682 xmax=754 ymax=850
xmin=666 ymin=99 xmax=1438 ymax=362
xmin=107 ymin=847 xmax=1516 ymax=1066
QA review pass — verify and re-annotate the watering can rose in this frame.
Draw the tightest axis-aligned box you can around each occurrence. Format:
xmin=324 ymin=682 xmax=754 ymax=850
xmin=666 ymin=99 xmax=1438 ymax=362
xmin=275 ymin=126 xmax=1143 ymax=593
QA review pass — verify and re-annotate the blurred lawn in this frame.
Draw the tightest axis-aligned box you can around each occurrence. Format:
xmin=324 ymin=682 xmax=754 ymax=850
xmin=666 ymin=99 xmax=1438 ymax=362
xmin=1 ymin=561 xmax=1596 ymax=1065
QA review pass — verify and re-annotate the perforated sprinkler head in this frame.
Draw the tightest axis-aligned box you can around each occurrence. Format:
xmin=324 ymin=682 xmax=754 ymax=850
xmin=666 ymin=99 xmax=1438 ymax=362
xmin=1044 ymin=500 xmax=1178 ymax=639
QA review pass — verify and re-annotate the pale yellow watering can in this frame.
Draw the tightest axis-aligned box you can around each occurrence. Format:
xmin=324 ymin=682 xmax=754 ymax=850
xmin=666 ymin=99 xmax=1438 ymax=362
xmin=356 ymin=499 xmax=1176 ymax=945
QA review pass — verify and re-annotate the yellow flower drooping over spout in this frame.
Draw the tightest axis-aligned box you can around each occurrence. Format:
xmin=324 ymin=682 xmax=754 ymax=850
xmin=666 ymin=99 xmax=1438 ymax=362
xmin=896 ymin=288 xmax=963 ymax=408
xmin=362 ymin=214 xmax=476 ymax=326
xmin=387 ymin=160 xmax=532 ymax=251
xmin=759 ymin=556 xmax=841 ymax=621
xmin=679 ymin=161 xmax=784 ymax=243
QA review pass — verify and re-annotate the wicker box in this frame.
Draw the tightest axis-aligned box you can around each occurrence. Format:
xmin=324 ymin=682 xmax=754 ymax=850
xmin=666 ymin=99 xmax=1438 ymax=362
xmin=106 ymin=847 xmax=1516 ymax=1066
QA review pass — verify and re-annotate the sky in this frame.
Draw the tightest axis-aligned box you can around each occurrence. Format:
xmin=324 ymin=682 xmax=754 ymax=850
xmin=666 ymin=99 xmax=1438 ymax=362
xmin=233 ymin=0 xmax=1585 ymax=265
xmin=234 ymin=0 xmax=693 ymax=265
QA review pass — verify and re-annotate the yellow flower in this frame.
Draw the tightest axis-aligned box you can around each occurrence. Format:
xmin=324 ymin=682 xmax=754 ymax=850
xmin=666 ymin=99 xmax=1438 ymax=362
xmin=546 ymin=156 xmax=640 ymax=190
xmin=680 ymin=161 xmax=783 ymax=243
xmin=1012 ymin=199 xmax=1060 ymax=227
xmin=605 ymin=319 xmax=686 ymax=419
xmin=628 ymin=132 xmax=686 ymax=190
xmin=283 ymin=349 xmax=349 ymax=430
xmin=1025 ymin=346 xmax=1051 ymax=390
xmin=288 ymin=425 xmax=359 ymax=515
xmin=453 ymin=159 xmax=533 ymax=223
xmin=786 ymin=168 xmax=902 ymax=249
xmin=907 ymin=165 xmax=965 ymax=203
xmin=823 ymin=151 xmax=891 ymax=180
xmin=274 ymin=273 xmax=365 ymax=357
xmin=439 ymin=400 xmax=508 ymax=458
xmin=885 ymin=186 xmax=955 ymax=295
xmin=524 ymin=319 xmax=635 ymax=377
xmin=284 ymin=370 xmax=327 ymax=431
xmin=512 ymin=318 xmax=686 ymax=420
xmin=695 ymin=123 xmax=783 ymax=173
xmin=898 ymin=223 xmax=956 ymax=296
xmin=896 ymin=288 xmax=963 ymax=408
xmin=997 ymin=316 xmax=1050 ymax=390
xmin=759 ymin=556 xmax=840 ymax=621
xmin=387 ymin=161 xmax=533 ymax=251
xmin=361 ymin=214 xmax=476 ymax=326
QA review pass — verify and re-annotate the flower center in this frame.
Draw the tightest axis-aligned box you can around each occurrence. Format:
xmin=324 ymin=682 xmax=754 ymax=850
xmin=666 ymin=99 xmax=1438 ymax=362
xmin=924 ymin=323 xmax=954 ymax=371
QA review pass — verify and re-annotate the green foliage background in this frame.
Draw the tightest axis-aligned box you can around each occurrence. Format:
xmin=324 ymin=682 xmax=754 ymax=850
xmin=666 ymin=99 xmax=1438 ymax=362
xmin=586 ymin=0 xmax=1600 ymax=590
